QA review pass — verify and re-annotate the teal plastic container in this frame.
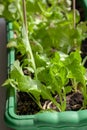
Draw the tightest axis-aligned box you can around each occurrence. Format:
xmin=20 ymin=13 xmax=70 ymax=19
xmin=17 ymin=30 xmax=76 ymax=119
xmin=5 ymin=87 xmax=87 ymax=130
xmin=5 ymin=24 xmax=87 ymax=130
xmin=5 ymin=1 xmax=87 ymax=129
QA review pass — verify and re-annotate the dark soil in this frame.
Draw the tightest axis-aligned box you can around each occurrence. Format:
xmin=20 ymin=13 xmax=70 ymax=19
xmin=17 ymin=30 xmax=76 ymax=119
xmin=16 ymin=92 xmax=40 ymax=115
xmin=17 ymin=91 xmax=83 ymax=115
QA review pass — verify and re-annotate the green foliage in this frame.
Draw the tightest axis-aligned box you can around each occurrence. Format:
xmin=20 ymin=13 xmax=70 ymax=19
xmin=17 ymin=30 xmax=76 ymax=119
xmin=0 ymin=0 xmax=22 ymax=20
xmin=1 ymin=0 xmax=87 ymax=111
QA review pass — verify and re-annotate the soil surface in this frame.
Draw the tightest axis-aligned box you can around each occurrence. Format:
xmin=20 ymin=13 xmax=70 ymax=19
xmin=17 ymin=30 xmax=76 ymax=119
xmin=17 ymin=92 xmax=40 ymax=115
xmin=17 ymin=91 xmax=83 ymax=115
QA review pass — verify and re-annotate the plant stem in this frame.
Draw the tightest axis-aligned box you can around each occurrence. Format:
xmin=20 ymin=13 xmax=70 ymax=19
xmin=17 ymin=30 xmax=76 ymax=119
xmin=82 ymin=56 xmax=87 ymax=66
xmin=22 ymin=0 xmax=27 ymax=31
xmin=50 ymin=97 xmax=61 ymax=112
xmin=72 ymin=79 xmax=77 ymax=92
xmin=73 ymin=0 xmax=76 ymax=29
xmin=22 ymin=0 xmax=37 ymax=79
xmin=28 ymin=93 xmax=42 ymax=109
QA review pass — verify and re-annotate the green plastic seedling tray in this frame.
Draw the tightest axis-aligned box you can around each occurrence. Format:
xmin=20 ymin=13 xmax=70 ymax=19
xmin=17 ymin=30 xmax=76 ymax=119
xmin=5 ymin=86 xmax=87 ymax=130
xmin=4 ymin=2 xmax=87 ymax=129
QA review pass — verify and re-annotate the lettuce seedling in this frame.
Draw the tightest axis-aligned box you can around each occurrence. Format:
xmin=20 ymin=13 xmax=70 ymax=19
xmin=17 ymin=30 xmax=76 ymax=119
xmin=1 ymin=0 xmax=87 ymax=111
